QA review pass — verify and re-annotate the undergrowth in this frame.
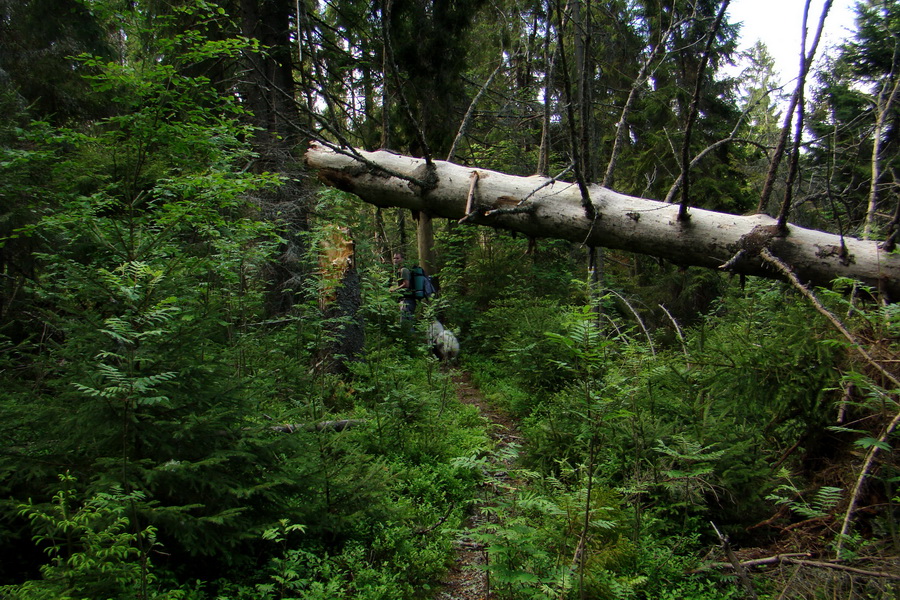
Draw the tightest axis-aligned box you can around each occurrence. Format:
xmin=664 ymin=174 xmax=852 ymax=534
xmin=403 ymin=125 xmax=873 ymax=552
xmin=462 ymin=278 xmax=899 ymax=599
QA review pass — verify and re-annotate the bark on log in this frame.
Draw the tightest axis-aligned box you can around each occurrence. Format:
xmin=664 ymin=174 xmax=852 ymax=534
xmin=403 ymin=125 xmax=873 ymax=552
xmin=305 ymin=144 xmax=900 ymax=299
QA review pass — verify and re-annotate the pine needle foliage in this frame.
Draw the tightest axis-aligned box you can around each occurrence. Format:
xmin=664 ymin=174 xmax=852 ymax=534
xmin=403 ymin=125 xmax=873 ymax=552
xmin=1 ymin=473 xmax=164 ymax=600
xmin=0 ymin=5 xmax=308 ymax=585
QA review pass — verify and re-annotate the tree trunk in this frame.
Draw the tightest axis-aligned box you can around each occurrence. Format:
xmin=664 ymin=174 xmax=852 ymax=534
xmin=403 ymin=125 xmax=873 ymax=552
xmin=417 ymin=211 xmax=435 ymax=275
xmin=240 ymin=0 xmax=310 ymax=314
xmin=305 ymin=144 xmax=900 ymax=299
xmin=864 ymin=75 xmax=900 ymax=240
xmin=537 ymin=6 xmax=555 ymax=177
xmin=318 ymin=226 xmax=365 ymax=374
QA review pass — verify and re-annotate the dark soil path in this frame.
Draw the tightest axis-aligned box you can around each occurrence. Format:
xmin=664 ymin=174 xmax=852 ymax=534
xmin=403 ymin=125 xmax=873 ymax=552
xmin=431 ymin=371 xmax=522 ymax=600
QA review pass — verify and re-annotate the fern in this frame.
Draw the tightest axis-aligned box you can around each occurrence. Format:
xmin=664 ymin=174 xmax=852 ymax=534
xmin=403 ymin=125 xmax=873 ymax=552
xmin=766 ymin=469 xmax=843 ymax=519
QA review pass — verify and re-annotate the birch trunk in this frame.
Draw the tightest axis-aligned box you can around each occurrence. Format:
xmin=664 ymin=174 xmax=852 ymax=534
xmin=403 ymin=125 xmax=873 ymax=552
xmin=306 ymin=144 xmax=900 ymax=299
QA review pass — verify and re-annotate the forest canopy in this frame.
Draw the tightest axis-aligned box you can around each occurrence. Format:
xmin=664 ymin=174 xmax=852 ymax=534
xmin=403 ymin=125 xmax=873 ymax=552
xmin=1 ymin=0 xmax=900 ymax=599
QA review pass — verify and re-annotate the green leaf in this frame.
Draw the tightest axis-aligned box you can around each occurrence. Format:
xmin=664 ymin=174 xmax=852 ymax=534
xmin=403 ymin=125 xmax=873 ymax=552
xmin=854 ymin=437 xmax=891 ymax=452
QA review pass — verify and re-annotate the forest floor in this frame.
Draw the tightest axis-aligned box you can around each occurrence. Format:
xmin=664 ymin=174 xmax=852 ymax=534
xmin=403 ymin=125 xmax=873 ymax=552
xmin=431 ymin=370 xmax=522 ymax=600
xmin=425 ymin=373 xmax=900 ymax=600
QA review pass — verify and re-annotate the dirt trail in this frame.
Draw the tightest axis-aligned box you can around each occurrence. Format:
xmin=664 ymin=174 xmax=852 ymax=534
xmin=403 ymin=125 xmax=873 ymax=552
xmin=431 ymin=371 xmax=522 ymax=600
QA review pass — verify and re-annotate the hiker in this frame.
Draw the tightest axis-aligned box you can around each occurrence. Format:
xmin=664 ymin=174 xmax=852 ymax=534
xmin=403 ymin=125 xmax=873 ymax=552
xmin=390 ymin=252 xmax=416 ymax=321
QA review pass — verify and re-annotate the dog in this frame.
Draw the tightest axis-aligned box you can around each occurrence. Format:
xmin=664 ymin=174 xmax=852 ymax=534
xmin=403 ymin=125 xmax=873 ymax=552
xmin=427 ymin=320 xmax=459 ymax=362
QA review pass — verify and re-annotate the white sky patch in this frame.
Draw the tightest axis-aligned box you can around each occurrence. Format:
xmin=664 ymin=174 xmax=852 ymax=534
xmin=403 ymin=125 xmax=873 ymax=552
xmin=727 ymin=0 xmax=859 ymax=86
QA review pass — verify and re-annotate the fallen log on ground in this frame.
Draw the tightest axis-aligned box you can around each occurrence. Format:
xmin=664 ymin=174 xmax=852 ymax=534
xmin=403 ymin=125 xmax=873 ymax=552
xmin=702 ymin=554 xmax=900 ymax=580
xmin=271 ymin=419 xmax=366 ymax=433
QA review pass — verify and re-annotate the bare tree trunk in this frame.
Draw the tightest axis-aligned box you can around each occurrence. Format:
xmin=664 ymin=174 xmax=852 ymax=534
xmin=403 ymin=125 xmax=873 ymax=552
xmin=306 ymin=144 xmax=900 ymax=299
xmin=677 ymin=0 xmax=731 ymax=222
xmin=863 ymin=75 xmax=900 ymax=239
xmin=374 ymin=207 xmax=390 ymax=262
xmin=554 ymin=0 xmax=594 ymax=219
xmin=574 ymin=0 xmax=594 ymax=182
xmin=537 ymin=4 xmax=556 ymax=177
xmin=756 ymin=0 xmax=832 ymax=215
xmin=380 ymin=0 xmax=393 ymax=150
xmin=602 ymin=10 xmax=688 ymax=188
xmin=603 ymin=55 xmax=653 ymax=188
xmin=417 ymin=211 xmax=435 ymax=275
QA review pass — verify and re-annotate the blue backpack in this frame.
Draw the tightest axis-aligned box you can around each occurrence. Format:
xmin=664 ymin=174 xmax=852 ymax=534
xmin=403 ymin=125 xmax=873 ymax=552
xmin=409 ymin=266 xmax=436 ymax=299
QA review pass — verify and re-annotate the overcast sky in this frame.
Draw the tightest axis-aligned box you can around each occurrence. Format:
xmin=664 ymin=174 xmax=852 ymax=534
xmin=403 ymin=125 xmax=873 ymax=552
xmin=726 ymin=0 xmax=860 ymax=85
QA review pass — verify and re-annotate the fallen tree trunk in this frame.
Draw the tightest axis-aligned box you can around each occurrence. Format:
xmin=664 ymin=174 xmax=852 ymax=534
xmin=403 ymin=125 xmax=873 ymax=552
xmin=305 ymin=144 xmax=900 ymax=299
xmin=703 ymin=554 xmax=900 ymax=581
xmin=271 ymin=419 xmax=366 ymax=433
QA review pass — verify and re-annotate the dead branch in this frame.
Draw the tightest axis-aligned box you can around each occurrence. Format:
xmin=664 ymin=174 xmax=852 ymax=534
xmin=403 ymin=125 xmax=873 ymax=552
xmin=703 ymin=553 xmax=900 ymax=580
xmin=759 ymin=248 xmax=900 ymax=389
xmin=447 ymin=59 xmax=503 ymax=163
xmin=758 ymin=0 xmax=833 ymax=214
xmin=759 ymin=247 xmax=900 ymax=558
xmin=415 ymin=501 xmax=456 ymax=535
xmin=784 ymin=557 xmax=900 ymax=580
xmin=700 ymin=552 xmax=811 ymax=570
xmin=458 ymin=171 xmax=480 ymax=223
xmin=711 ymin=521 xmax=760 ymax=600
xmin=271 ymin=419 xmax=366 ymax=433
xmin=837 ymin=406 xmax=900 ymax=557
